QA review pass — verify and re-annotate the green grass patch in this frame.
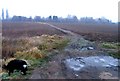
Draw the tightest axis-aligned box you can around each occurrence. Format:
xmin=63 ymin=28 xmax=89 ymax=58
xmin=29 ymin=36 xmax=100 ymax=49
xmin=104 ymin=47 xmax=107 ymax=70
xmin=100 ymin=42 xmax=120 ymax=59
xmin=108 ymin=51 xmax=120 ymax=59
xmin=101 ymin=42 xmax=119 ymax=49
xmin=2 ymin=71 xmax=32 ymax=79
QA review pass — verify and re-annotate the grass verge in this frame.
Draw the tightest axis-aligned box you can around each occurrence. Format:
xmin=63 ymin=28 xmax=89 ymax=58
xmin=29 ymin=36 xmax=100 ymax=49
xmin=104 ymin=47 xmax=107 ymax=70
xmin=100 ymin=42 xmax=120 ymax=59
xmin=2 ymin=35 xmax=69 ymax=79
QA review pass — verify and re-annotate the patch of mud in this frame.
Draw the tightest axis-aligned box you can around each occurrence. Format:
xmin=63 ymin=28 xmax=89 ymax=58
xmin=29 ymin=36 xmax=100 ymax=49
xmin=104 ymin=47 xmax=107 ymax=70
xmin=99 ymin=72 xmax=118 ymax=79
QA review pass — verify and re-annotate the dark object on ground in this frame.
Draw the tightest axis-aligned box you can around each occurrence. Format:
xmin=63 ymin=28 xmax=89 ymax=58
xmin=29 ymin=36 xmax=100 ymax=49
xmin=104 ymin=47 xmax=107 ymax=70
xmin=3 ymin=59 xmax=28 ymax=76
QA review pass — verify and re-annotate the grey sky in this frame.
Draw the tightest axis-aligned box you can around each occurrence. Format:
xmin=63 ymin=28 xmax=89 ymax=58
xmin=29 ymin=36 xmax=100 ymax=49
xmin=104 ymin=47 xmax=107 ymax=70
xmin=0 ymin=0 xmax=119 ymax=22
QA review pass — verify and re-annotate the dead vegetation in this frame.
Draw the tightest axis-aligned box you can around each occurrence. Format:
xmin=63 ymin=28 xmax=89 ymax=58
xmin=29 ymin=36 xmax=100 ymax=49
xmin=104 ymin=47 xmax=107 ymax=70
xmin=1 ymin=34 xmax=69 ymax=79
xmin=2 ymin=34 xmax=69 ymax=59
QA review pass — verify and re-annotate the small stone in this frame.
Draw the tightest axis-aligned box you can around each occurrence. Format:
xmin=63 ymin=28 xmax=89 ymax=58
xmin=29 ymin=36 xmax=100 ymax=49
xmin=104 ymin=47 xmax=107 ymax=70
xmin=75 ymin=74 xmax=79 ymax=77
xmin=88 ymin=47 xmax=94 ymax=50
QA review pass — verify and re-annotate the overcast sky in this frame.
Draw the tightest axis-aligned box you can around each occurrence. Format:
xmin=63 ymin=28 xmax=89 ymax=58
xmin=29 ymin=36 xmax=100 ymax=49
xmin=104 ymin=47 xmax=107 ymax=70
xmin=0 ymin=0 xmax=119 ymax=22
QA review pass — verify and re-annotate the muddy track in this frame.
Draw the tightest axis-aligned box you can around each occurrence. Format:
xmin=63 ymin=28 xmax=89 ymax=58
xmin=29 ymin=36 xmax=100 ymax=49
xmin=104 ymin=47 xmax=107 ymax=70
xmin=29 ymin=23 xmax=119 ymax=79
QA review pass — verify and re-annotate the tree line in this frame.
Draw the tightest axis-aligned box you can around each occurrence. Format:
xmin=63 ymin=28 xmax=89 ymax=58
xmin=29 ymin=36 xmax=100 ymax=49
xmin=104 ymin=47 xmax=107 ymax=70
xmin=1 ymin=15 xmax=114 ymax=24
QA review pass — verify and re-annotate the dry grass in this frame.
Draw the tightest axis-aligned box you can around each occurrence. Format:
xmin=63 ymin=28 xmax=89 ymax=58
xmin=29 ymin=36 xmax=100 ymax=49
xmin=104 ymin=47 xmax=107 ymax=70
xmin=2 ymin=34 xmax=69 ymax=61
xmin=14 ymin=35 xmax=69 ymax=60
xmin=1 ymin=34 xmax=69 ymax=79
xmin=2 ymin=38 xmax=31 ymax=58
xmin=15 ymin=50 xmax=44 ymax=60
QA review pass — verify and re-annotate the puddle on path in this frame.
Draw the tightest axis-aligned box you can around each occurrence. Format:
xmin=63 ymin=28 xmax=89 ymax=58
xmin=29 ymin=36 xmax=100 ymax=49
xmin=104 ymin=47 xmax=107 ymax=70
xmin=64 ymin=56 xmax=119 ymax=71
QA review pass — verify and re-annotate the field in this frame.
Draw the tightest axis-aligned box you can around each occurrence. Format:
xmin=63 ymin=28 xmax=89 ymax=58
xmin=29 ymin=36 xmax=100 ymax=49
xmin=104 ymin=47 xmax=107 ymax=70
xmin=2 ymin=22 xmax=118 ymax=42
xmin=1 ymin=22 xmax=119 ymax=79
xmin=2 ymin=22 xmax=65 ymax=38
xmin=2 ymin=22 xmax=118 ymax=59
xmin=51 ymin=22 xmax=118 ymax=42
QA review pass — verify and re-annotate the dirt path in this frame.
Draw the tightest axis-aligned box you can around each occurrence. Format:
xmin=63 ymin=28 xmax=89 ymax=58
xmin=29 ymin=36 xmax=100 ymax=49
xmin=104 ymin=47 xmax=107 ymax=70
xmin=29 ymin=23 xmax=119 ymax=79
